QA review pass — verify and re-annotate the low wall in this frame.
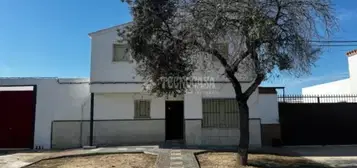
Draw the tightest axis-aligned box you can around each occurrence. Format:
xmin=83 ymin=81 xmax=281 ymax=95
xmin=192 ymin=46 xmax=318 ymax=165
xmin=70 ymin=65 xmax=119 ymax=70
xmin=51 ymin=120 xmax=165 ymax=149
xmin=261 ymin=124 xmax=281 ymax=146
xmin=185 ymin=119 xmax=262 ymax=147
xmin=51 ymin=121 xmax=90 ymax=149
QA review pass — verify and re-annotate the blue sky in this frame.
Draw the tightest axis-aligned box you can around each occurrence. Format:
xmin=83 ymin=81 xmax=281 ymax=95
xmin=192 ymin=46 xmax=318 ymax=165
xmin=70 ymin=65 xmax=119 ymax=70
xmin=0 ymin=0 xmax=356 ymax=94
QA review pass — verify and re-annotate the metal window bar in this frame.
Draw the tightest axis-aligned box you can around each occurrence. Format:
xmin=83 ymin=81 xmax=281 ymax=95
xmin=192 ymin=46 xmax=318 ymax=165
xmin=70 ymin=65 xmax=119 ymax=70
xmin=278 ymin=94 xmax=357 ymax=103
xmin=202 ymin=99 xmax=239 ymax=128
xmin=134 ymin=100 xmax=151 ymax=118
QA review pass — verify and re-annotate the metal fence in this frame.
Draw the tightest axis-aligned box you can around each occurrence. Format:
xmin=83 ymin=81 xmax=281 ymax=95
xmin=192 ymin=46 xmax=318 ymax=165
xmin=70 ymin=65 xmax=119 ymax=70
xmin=278 ymin=94 xmax=357 ymax=103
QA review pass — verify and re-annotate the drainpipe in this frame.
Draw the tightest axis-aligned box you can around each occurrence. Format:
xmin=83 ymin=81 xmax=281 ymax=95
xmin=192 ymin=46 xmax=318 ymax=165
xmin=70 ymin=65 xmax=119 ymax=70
xmin=80 ymin=97 xmax=90 ymax=147
xmin=89 ymin=93 xmax=94 ymax=146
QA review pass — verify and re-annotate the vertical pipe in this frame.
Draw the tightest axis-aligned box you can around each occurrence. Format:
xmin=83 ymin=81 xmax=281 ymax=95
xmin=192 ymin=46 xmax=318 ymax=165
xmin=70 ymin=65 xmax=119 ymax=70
xmin=283 ymin=88 xmax=285 ymax=102
xmin=89 ymin=93 xmax=94 ymax=146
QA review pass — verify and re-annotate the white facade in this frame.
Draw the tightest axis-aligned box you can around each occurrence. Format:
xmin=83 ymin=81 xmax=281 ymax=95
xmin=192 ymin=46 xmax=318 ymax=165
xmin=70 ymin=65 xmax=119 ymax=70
xmin=257 ymin=93 xmax=279 ymax=124
xmin=0 ymin=78 xmax=90 ymax=149
xmin=302 ymin=50 xmax=357 ymax=95
xmin=86 ymin=24 xmax=279 ymax=148
xmin=302 ymin=79 xmax=351 ymax=95
xmin=0 ymin=77 xmax=279 ymax=149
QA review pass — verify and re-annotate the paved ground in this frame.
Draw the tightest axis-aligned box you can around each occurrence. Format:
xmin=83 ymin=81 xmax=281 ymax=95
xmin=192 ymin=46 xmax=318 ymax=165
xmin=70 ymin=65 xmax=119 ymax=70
xmin=5 ymin=145 xmax=357 ymax=168
xmin=288 ymin=146 xmax=357 ymax=168
xmin=0 ymin=146 xmax=201 ymax=168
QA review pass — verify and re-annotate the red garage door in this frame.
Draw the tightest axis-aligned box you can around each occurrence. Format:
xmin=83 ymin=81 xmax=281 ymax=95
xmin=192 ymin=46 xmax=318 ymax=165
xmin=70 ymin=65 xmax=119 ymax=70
xmin=0 ymin=88 xmax=36 ymax=149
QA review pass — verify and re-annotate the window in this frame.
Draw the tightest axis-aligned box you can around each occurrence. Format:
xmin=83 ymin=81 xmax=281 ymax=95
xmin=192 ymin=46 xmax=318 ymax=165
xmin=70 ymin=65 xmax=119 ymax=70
xmin=113 ymin=44 xmax=130 ymax=62
xmin=202 ymin=98 xmax=239 ymax=128
xmin=134 ymin=100 xmax=151 ymax=119
xmin=212 ymin=43 xmax=229 ymax=62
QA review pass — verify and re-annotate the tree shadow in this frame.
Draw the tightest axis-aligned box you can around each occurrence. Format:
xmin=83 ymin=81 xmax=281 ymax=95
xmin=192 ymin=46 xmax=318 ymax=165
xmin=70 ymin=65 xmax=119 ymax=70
xmin=248 ymin=157 xmax=332 ymax=168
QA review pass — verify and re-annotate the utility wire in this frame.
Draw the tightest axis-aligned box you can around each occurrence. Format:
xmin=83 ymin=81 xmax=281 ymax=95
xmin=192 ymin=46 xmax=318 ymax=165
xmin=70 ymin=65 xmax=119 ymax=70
xmin=310 ymin=40 xmax=357 ymax=43
xmin=313 ymin=45 xmax=357 ymax=47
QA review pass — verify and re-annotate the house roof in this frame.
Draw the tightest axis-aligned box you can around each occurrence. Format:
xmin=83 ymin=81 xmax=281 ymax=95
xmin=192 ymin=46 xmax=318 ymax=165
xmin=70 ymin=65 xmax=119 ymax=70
xmin=346 ymin=49 xmax=357 ymax=57
xmin=88 ymin=22 xmax=132 ymax=37
xmin=258 ymin=87 xmax=278 ymax=94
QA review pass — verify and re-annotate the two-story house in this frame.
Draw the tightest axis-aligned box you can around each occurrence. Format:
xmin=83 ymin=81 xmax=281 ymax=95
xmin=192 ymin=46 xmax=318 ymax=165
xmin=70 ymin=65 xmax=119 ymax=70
xmin=0 ymin=23 xmax=280 ymax=150
xmin=88 ymin=23 xmax=279 ymax=147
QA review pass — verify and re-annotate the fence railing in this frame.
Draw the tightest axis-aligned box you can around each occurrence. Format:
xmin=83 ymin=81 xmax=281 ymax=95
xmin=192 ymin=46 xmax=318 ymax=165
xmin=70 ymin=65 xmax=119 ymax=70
xmin=278 ymin=94 xmax=357 ymax=103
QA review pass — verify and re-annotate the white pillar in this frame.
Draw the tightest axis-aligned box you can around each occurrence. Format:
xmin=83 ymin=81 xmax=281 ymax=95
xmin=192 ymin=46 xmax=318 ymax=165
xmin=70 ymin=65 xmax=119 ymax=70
xmin=184 ymin=93 xmax=202 ymax=145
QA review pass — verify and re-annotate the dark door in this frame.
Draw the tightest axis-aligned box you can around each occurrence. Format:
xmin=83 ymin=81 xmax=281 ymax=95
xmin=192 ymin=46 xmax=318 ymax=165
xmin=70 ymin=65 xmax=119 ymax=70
xmin=0 ymin=90 xmax=35 ymax=148
xmin=165 ymin=101 xmax=184 ymax=140
xmin=279 ymin=103 xmax=357 ymax=146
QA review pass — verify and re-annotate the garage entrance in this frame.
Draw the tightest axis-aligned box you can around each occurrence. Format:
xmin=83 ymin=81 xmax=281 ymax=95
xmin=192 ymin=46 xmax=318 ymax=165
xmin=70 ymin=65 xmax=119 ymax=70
xmin=0 ymin=86 xmax=36 ymax=149
xmin=279 ymin=95 xmax=357 ymax=146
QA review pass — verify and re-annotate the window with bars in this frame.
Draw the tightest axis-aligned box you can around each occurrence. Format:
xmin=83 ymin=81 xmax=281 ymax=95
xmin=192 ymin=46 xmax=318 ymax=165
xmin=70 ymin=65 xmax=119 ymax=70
xmin=202 ymin=99 xmax=239 ymax=128
xmin=134 ymin=100 xmax=151 ymax=119
xmin=113 ymin=44 xmax=130 ymax=62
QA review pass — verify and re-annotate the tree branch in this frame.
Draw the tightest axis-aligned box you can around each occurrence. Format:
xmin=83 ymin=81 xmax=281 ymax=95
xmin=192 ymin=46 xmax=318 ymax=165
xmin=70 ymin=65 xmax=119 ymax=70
xmin=274 ymin=0 xmax=282 ymax=23
xmin=193 ymin=40 xmax=244 ymax=98
xmin=193 ymin=40 xmax=231 ymax=71
xmin=231 ymin=51 xmax=250 ymax=72
xmin=243 ymin=73 xmax=264 ymax=100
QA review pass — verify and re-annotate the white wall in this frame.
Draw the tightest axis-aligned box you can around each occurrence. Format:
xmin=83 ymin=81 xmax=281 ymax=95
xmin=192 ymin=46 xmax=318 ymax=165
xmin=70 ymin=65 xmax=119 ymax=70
xmin=348 ymin=55 xmax=357 ymax=93
xmin=89 ymin=24 xmax=255 ymax=93
xmin=302 ymin=53 xmax=357 ymax=95
xmin=90 ymin=25 xmax=140 ymax=84
xmin=0 ymin=78 xmax=90 ymax=149
xmin=90 ymin=83 xmax=144 ymax=93
xmin=93 ymin=93 xmax=171 ymax=120
xmin=258 ymin=93 xmax=279 ymax=124
xmin=94 ymin=83 xmax=261 ymax=120
xmin=302 ymin=79 xmax=351 ymax=95
xmin=0 ymin=78 xmax=274 ymax=149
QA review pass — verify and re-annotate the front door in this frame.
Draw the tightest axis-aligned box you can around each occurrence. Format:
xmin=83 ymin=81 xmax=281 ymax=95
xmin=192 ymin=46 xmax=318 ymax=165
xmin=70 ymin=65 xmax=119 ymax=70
xmin=165 ymin=101 xmax=184 ymax=140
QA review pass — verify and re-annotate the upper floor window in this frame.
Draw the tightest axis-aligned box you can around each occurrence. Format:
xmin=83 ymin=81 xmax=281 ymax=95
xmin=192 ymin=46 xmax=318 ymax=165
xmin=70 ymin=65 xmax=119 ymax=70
xmin=212 ymin=43 xmax=229 ymax=62
xmin=113 ymin=44 xmax=130 ymax=62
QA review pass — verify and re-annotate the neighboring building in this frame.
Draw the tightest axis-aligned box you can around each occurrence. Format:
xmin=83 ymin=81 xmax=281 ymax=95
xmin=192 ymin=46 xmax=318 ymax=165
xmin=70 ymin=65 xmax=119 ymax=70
xmin=0 ymin=23 xmax=281 ymax=149
xmin=303 ymin=49 xmax=357 ymax=95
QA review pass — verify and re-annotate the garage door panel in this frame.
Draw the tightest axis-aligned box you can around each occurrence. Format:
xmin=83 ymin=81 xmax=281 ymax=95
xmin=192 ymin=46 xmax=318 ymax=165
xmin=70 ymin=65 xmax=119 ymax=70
xmin=0 ymin=90 xmax=35 ymax=148
xmin=279 ymin=103 xmax=357 ymax=146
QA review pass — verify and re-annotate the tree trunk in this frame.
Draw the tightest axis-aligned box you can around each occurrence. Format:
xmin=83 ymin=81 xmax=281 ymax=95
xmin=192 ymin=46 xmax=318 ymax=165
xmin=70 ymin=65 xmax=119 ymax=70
xmin=237 ymin=100 xmax=249 ymax=166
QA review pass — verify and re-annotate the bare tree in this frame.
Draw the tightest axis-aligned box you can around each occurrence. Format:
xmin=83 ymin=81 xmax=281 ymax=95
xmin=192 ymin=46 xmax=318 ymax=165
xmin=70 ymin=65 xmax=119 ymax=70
xmin=120 ymin=0 xmax=337 ymax=166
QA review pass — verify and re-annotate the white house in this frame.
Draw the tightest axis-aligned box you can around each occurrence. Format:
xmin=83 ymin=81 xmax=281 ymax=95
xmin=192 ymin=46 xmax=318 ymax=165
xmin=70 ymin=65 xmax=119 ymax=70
xmin=0 ymin=23 xmax=281 ymax=150
xmin=302 ymin=49 xmax=357 ymax=102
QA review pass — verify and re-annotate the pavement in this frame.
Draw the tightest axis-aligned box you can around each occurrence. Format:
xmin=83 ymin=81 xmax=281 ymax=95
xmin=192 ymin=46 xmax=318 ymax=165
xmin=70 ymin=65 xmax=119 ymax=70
xmin=2 ymin=145 xmax=357 ymax=168
xmin=0 ymin=145 xmax=202 ymax=168
xmin=288 ymin=145 xmax=357 ymax=168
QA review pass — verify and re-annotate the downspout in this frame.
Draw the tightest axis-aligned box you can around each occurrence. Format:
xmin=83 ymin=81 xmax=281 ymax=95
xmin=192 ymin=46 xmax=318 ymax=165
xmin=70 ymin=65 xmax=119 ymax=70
xmin=80 ymin=96 xmax=90 ymax=147
xmin=89 ymin=93 xmax=94 ymax=146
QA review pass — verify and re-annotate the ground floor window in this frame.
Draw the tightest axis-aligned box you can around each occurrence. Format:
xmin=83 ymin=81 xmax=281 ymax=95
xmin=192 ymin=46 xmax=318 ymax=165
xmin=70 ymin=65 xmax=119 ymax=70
xmin=202 ymin=98 xmax=239 ymax=128
xmin=134 ymin=100 xmax=151 ymax=119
